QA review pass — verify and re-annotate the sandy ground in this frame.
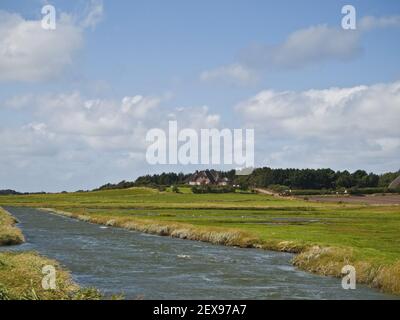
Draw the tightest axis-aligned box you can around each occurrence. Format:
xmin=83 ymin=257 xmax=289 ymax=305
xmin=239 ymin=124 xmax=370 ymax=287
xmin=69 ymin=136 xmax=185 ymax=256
xmin=306 ymin=194 xmax=400 ymax=205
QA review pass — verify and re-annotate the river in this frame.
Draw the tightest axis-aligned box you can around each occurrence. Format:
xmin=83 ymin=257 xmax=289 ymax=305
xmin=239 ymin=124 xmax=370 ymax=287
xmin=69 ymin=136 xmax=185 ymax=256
xmin=2 ymin=207 xmax=395 ymax=300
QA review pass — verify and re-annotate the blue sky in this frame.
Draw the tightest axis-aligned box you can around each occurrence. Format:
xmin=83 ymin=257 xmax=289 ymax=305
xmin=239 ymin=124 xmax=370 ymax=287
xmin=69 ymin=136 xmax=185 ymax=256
xmin=0 ymin=0 xmax=399 ymax=191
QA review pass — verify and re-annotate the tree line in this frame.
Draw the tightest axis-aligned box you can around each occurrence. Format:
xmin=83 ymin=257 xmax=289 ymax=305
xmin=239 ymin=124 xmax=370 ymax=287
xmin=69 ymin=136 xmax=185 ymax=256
xmin=95 ymin=168 xmax=400 ymax=191
xmin=235 ymin=168 xmax=399 ymax=190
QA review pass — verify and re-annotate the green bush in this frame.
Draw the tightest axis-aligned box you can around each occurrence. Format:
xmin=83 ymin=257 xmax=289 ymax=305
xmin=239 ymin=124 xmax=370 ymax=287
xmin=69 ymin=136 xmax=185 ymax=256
xmin=347 ymin=187 xmax=395 ymax=195
xmin=268 ymin=185 xmax=290 ymax=193
xmin=191 ymin=185 xmax=235 ymax=194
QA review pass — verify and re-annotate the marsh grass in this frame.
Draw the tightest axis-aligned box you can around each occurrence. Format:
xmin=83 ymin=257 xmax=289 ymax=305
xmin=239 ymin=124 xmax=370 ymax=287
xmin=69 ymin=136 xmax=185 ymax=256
xmin=0 ymin=207 xmax=104 ymax=300
xmin=293 ymin=246 xmax=400 ymax=295
xmin=0 ymin=251 xmax=103 ymax=300
xmin=0 ymin=207 xmax=24 ymax=245
xmin=2 ymin=188 xmax=400 ymax=295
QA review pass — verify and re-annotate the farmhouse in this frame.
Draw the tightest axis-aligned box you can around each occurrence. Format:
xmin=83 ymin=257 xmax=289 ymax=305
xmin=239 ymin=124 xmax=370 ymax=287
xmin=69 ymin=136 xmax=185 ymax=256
xmin=389 ymin=175 xmax=400 ymax=190
xmin=187 ymin=170 xmax=230 ymax=186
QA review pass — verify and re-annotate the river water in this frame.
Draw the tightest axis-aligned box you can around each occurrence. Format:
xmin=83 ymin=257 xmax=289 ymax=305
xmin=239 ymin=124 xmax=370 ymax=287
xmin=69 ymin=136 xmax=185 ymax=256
xmin=2 ymin=207 xmax=395 ymax=300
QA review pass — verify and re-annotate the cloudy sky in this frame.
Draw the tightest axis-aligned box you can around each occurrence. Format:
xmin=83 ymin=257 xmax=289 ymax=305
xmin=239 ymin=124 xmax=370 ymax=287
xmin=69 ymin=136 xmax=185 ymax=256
xmin=0 ymin=0 xmax=399 ymax=192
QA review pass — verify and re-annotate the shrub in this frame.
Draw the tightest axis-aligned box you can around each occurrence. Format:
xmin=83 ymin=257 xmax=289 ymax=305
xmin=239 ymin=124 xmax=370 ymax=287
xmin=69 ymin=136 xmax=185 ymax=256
xmin=191 ymin=185 xmax=235 ymax=194
xmin=268 ymin=185 xmax=290 ymax=193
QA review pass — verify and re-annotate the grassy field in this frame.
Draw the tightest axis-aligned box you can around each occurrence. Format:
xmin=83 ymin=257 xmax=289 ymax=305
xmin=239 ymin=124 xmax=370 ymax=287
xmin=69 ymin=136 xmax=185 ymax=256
xmin=1 ymin=187 xmax=400 ymax=295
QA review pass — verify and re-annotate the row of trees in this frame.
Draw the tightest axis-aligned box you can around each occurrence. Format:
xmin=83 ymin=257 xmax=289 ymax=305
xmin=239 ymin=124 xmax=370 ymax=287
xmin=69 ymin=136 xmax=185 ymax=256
xmin=235 ymin=168 xmax=400 ymax=190
xmin=95 ymin=168 xmax=400 ymax=191
xmin=134 ymin=172 xmax=192 ymax=186
xmin=95 ymin=173 xmax=192 ymax=191
xmin=0 ymin=189 xmax=21 ymax=195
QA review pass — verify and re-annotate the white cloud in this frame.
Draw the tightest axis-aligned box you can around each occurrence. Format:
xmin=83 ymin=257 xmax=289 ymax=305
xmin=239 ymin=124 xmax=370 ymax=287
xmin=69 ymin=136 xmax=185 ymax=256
xmin=359 ymin=15 xmax=400 ymax=31
xmin=0 ymin=2 xmax=104 ymax=82
xmin=167 ymin=105 xmax=220 ymax=130
xmin=236 ymin=81 xmax=400 ymax=171
xmin=31 ymin=92 xmax=164 ymax=140
xmin=0 ymin=122 xmax=58 ymax=158
xmin=256 ymin=15 xmax=400 ymax=69
xmin=201 ymin=14 xmax=400 ymax=83
xmin=0 ymin=11 xmax=83 ymax=82
xmin=0 ymin=92 xmax=222 ymax=191
xmin=121 ymin=95 xmax=161 ymax=119
xmin=0 ymin=90 xmax=224 ymax=191
xmin=200 ymin=63 xmax=258 ymax=86
xmin=265 ymin=25 xmax=360 ymax=68
xmin=81 ymin=0 xmax=104 ymax=29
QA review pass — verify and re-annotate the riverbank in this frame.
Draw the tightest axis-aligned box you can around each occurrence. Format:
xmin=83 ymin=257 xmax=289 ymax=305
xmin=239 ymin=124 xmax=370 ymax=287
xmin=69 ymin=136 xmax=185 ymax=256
xmin=0 ymin=207 xmax=24 ymax=245
xmin=39 ymin=205 xmax=400 ymax=296
xmin=1 ymin=187 xmax=399 ymax=296
xmin=0 ymin=207 xmax=101 ymax=300
xmin=9 ymin=206 xmax=393 ymax=300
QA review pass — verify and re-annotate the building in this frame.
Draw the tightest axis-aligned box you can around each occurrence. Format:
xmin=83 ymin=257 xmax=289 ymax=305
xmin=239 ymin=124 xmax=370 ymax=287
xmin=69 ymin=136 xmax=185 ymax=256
xmin=389 ymin=175 xmax=400 ymax=190
xmin=187 ymin=170 xmax=230 ymax=186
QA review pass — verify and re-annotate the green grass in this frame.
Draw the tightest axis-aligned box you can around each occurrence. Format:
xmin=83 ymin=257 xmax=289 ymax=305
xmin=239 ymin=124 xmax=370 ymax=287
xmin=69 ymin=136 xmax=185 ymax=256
xmin=0 ymin=207 xmax=102 ymax=300
xmin=0 ymin=207 xmax=24 ymax=245
xmin=0 ymin=251 xmax=102 ymax=300
xmin=1 ymin=187 xmax=400 ymax=295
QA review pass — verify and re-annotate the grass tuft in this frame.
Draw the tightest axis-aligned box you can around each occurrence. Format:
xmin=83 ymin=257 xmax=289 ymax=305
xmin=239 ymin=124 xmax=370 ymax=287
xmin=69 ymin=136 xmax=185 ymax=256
xmin=0 ymin=251 xmax=105 ymax=300
xmin=0 ymin=207 xmax=25 ymax=245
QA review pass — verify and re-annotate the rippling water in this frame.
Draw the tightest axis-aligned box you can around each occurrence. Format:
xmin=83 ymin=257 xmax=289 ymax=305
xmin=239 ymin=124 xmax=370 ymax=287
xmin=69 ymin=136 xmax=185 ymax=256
xmin=3 ymin=207 xmax=396 ymax=300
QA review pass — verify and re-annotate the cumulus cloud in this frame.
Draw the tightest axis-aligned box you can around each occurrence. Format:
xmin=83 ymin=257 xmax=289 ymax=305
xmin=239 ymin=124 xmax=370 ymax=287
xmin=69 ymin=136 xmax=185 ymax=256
xmin=0 ymin=92 xmax=219 ymax=168
xmin=0 ymin=2 xmax=104 ymax=82
xmin=241 ymin=25 xmax=360 ymax=69
xmin=0 ymin=11 xmax=82 ymax=82
xmin=236 ymin=81 xmax=400 ymax=171
xmin=121 ymin=95 xmax=161 ymax=119
xmin=359 ymin=15 xmax=400 ymax=31
xmin=18 ymin=92 xmax=165 ymax=146
xmin=0 ymin=122 xmax=57 ymax=157
xmin=200 ymin=63 xmax=258 ymax=86
xmin=0 ymin=91 xmax=222 ymax=191
xmin=201 ymin=14 xmax=400 ymax=84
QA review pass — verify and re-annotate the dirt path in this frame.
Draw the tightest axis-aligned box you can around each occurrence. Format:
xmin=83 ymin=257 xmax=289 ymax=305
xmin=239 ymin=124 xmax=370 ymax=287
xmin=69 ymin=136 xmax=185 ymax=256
xmin=254 ymin=188 xmax=279 ymax=196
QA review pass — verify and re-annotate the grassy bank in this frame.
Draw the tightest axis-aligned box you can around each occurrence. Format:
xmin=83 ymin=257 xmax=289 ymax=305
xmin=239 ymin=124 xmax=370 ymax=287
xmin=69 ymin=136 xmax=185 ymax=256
xmin=0 ymin=207 xmax=24 ymax=245
xmin=0 ymin=207 xmax=102 ymax=300
xmin=1 ymin=187 xmax=400 ymax=295
xmin=0 ymin=251 xmax=103 ymax=300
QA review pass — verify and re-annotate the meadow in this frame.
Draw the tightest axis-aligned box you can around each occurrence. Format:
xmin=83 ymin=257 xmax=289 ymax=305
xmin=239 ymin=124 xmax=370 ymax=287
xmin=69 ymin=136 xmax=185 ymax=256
xmin=1 ymin=187 xmax=400 ymax=295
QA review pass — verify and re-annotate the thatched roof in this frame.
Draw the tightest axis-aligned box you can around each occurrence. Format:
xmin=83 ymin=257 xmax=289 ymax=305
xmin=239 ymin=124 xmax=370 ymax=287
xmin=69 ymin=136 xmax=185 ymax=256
xmin=188 ymin=170 xmax=217 ymax=183
xmin=187 ymin=170 xmax=228 ymax=184
xmin=389 ymin=175 xmax=400 ymax=189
